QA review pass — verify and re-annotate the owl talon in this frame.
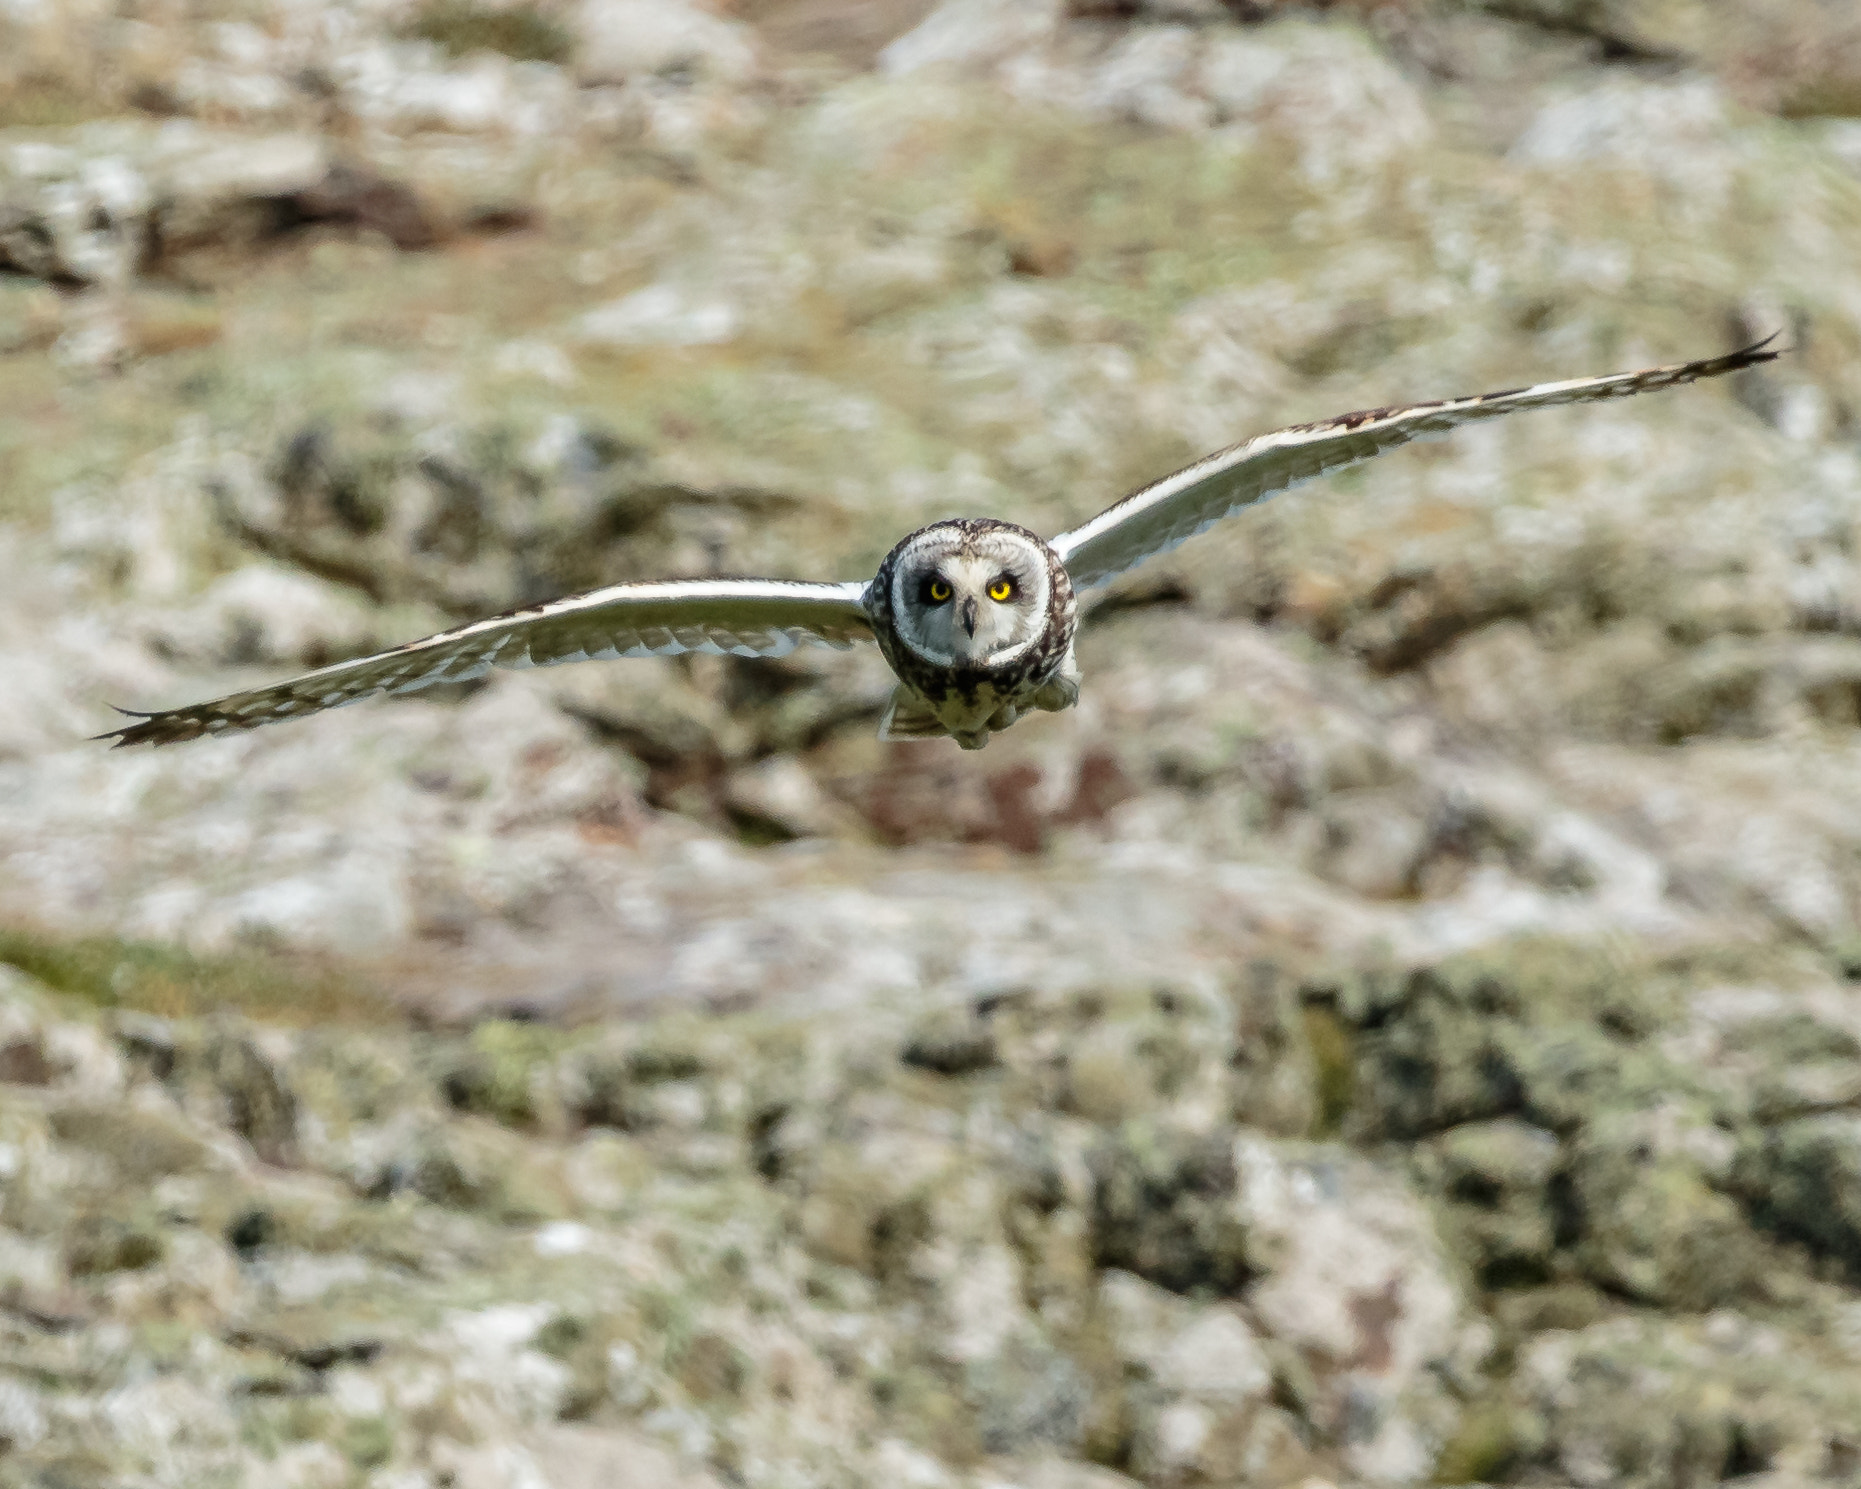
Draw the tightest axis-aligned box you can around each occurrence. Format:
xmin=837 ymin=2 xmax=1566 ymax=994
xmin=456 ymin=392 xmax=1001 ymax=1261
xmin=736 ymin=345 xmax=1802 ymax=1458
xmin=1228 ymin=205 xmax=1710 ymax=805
xmin=1030 ymin=668 xmax=1080 ymax=715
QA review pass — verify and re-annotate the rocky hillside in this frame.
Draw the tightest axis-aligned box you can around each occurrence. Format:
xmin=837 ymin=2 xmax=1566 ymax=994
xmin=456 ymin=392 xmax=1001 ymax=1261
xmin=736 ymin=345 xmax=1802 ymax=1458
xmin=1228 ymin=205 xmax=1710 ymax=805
xmin=6 ymin=935 xmax=1861 ymax=1488
xmin=5 ymin=0 xmax=1861 ymax=1484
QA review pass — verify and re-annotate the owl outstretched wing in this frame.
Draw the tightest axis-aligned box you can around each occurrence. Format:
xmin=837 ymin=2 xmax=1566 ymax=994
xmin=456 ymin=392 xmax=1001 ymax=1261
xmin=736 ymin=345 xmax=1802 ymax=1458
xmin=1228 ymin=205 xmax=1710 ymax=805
xmin=102 ymin=578 xmax=874 ymax=747
xmin=1050 ymin=338 xmax=1781 ymax=593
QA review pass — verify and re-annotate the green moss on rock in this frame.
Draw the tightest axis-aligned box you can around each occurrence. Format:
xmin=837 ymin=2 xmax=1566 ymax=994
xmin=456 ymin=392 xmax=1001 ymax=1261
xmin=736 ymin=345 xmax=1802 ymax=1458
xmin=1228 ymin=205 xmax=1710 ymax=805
xmin=400 ymin=0 xmax=574 ymax=62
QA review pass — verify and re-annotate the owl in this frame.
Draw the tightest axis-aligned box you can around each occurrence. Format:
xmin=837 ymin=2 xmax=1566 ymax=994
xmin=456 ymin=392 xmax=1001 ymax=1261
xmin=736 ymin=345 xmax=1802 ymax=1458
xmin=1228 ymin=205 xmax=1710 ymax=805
xmin=104 ymin=339 xmax=1777 ymax=751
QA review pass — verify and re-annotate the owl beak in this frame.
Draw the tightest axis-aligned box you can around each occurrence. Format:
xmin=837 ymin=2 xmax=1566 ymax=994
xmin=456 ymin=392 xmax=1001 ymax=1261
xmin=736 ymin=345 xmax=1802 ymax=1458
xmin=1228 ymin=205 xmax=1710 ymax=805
xmin=961 ymin=597 xmax=978 ymax=637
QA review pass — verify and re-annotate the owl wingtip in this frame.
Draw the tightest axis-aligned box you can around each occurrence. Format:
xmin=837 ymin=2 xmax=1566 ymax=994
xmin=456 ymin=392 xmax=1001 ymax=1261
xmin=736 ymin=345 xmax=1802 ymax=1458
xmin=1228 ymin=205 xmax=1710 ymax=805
xmin=1731 ymin=330 xmax=1788 ymax=363
xmin=95 ymin=705 xmax=183 ymax=748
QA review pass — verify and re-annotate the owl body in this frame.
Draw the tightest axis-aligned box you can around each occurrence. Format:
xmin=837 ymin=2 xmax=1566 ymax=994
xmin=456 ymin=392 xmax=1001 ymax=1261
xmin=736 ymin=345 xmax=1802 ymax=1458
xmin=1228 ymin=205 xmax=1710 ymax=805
xmin=865 ymin=518 xmax=1079 ymax=749
xmin=99 ymin=340 xmax=1779 ymax=753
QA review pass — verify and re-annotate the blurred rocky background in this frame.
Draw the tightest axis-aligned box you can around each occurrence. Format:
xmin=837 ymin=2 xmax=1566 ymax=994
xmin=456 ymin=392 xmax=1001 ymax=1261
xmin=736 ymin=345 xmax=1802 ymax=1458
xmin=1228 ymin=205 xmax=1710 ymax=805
xmin=4 ymin=0 xmax=1861 ymax=1484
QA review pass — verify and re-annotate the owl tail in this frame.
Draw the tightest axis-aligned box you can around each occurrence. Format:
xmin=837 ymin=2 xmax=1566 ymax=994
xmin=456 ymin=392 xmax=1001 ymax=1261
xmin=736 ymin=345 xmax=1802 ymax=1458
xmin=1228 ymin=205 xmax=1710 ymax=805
xmin=877 ymin=687 xmax=951 ymax=742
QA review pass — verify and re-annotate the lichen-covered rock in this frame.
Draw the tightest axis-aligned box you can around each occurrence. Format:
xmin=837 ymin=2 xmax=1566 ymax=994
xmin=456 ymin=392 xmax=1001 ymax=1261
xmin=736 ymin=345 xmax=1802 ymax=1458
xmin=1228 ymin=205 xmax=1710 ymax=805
xmin=1505 ymin=1312 xmax=1861 ymax=1489
xmin=0 ymin=126 xmax=466 ymax=291
xmin=1098 ymin=1270 xmax=1302 ymax=1484
xmin=1343 ymin=941 xmax=1685 ymax=1141
xmin=1414 ymin=1117 xmax=1561 ymax=1288
xmin=574 ymin=0 xmax=759 ymax=85
xmin=2 ymin=930 xmax=1861 ymax=1485
xmin=1562 ymin=1101 xmax=1760 ymax=1309
xmin=1088 ymin=1121 xmax=1250 ymax=1295
xmin=8 ymin=0 xmax=1861 ymax=1482
xmin=1236 ymin=1138 xmax=1468 ymax=1483
xmin=1736 ymin=1111 xmax=1861 ymax=1281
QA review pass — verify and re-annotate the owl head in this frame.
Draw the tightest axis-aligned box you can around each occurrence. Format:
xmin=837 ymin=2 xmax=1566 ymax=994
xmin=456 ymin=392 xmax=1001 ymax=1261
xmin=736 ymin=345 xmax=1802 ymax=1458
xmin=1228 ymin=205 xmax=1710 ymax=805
xmin=885 ymin=520 xmax=1055 ymax=668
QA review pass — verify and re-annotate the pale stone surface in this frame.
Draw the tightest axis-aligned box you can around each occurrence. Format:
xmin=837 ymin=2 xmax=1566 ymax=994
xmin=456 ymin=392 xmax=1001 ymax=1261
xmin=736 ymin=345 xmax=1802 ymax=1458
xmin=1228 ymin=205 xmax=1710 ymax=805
xmin=574 ymin=0 xmax=757 ymax=85
xmin=1 ymin=1 xmax=1861 ymax=1483
xmin=576 ymin=283 xmax=741 ymax=347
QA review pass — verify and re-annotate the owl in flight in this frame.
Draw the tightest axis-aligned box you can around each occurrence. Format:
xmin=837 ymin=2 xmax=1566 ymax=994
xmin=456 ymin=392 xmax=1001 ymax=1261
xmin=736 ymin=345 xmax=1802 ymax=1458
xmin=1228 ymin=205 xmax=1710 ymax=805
xmin=105 ymin=339 xmax=1777 ymax=751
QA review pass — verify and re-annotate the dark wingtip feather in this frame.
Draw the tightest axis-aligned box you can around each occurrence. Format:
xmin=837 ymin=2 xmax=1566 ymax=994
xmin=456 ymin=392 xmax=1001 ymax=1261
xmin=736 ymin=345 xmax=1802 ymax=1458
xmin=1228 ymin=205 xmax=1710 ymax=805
xmin=1728 ymin=330 xmax=1787 ymax=365
xmin=94 ymin=706 xmax=149 ymax=748
xmin=93 ymin=706 xmax=206 ymax=749
xmin=93 ymin=720 xmax=158 ymax=749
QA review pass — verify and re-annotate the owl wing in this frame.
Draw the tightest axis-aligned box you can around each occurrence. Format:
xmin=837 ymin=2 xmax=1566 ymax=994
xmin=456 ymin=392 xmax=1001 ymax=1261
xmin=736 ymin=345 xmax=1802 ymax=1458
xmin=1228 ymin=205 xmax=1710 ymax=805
xmin=102 ymin=577 xmax=874 ymax=747
xmin=1050 ymin=338 xmax=1781 ymax=593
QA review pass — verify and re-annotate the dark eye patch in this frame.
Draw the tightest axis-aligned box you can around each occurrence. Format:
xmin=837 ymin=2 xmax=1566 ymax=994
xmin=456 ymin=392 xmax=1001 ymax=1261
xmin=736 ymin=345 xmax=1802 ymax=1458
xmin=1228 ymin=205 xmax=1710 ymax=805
xmin=918 ymin=575 xmax=953 ymax=605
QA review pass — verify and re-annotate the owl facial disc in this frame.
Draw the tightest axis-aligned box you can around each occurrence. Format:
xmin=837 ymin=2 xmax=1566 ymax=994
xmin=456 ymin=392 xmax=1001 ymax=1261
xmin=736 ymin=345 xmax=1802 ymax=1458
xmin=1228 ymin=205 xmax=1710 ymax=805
xmin=886 ymin=522 xmax=1052 ymax=669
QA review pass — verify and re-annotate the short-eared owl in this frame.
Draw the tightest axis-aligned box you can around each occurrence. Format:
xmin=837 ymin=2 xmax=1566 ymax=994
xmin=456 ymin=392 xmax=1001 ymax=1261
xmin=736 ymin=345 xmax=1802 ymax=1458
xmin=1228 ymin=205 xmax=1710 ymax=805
xmin=105 ymin=339 xmax=1778 ymax=751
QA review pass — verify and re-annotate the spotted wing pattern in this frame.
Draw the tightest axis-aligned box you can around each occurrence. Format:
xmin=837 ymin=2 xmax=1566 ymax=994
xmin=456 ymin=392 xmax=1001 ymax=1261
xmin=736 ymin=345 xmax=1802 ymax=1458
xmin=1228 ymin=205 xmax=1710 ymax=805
xmin=103 ymin=578 xmax=874 ymax=747
xmin=1051 ymin=338 xmax=1781 ymax=593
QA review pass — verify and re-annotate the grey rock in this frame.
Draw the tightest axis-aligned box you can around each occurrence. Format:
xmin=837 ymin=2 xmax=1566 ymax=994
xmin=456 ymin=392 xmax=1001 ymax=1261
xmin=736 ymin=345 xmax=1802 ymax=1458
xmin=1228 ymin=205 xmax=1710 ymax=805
xmin=902 ymin=1003 xmax=1000 ymax=1076
xmin=0 ymin=127 xmax=458 ymax=290
xmin=1564 ymin=1103 xmax=1759 ymax=1308
xmin=1088 ymin=1120 xmax=1250 ymax=1294
xmin=968 ymin=1335 xmax=1093 ymax=1454
xmin=1508 ymin=1313 xmax=1861 ymax=1489
xmin=574 ymin=0 xmax=759 ymax=84
xmin=1417 ymin=1117 xmax=1561 ymax=1287
xmin=1227 ymin=961 xmax=1320 ymax=1137
xmin=1737 ymin=1112 xmax=1861 ymax=1282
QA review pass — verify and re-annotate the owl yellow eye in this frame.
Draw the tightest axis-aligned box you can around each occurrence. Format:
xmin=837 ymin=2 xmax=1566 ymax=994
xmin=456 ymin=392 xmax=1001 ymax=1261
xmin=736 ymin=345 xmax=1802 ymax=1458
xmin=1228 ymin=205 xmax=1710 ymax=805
xmin=988 ymin=578 xmax=1015 ymax=602
xmin=928 ymin=579 xmax=952 ymax=603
